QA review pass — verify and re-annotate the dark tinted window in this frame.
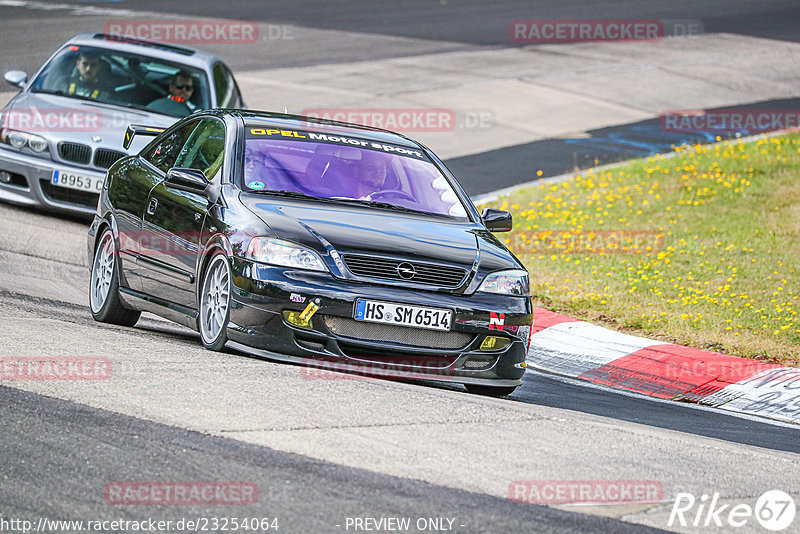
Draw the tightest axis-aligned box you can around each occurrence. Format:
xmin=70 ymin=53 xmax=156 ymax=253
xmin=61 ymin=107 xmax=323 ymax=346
xmin=174 ymin=118 xmax=226 ymax=179
xmin=29 ymin=45 xmax=211 ymax=117
xmin=141 ymin=121 xmax=199 ymax=173
xmin=213 ymin=62 xmax=243 ymax=108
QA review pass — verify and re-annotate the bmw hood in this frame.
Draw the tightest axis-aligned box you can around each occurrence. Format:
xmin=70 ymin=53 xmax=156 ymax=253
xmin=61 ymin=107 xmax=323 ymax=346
xmin=2 ymin=92 xmax=178 ymax=154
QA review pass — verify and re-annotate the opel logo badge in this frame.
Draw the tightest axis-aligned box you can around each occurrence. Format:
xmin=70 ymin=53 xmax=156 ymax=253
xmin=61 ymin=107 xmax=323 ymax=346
xmin=396 ymin=262 xmax=416 ymax=279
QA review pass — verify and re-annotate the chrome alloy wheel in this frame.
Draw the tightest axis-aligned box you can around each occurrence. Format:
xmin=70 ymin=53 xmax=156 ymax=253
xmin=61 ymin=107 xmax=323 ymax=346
xmin=90 ymin=231 xmax=115 ymax=313
xmin=200 ymin=255 xmax=231 ymax=345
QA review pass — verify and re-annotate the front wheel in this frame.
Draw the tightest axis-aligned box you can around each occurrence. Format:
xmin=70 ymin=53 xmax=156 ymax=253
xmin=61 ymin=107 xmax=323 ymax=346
xmin=89 ymin=228 xmax=141 ymax=327
xmin=464 ymin=384 xmax=517 ymax=397
xmin=198 ymin=253 xmax=231 ymax=351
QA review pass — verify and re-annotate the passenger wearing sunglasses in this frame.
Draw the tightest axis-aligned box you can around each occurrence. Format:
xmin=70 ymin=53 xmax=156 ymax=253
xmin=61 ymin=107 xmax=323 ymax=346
xmin=146 ymin=71 xmax=197 ymax=117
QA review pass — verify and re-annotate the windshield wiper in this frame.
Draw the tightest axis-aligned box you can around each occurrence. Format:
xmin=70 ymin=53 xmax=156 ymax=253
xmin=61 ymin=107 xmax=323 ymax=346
xmin=247 ymin=189 xmax=341 ymax=203
xmin=30 ymin=88 xmax=150 ymax=112
xmin=351 ymin=199 xmax=432 ymax=216
xmin=31 ymin=88 xmax=108 ymax=104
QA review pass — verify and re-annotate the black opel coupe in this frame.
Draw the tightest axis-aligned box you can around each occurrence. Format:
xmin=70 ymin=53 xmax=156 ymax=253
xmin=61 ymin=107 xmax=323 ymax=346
xmin=87 ymin=110 xmax=532 ymax=396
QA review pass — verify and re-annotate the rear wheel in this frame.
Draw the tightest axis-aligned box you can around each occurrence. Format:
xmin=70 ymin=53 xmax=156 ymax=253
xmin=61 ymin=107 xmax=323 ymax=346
xmin=464 ymin=384 xmax=517 ymax=397
xmin=89 ymin=228 xmax=141 ymax=327
xmin=199 ymin=253 xmax=231 ymax=351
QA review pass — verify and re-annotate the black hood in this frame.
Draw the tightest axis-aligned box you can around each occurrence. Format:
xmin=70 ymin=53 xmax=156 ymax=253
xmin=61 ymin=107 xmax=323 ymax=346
xmin=239 ymin=194 xmax=481 ymax=266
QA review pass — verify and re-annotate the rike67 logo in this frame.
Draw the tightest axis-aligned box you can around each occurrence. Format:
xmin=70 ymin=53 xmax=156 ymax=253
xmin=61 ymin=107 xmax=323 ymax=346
xmin=669 ymin=490 xmax=796 ymax=531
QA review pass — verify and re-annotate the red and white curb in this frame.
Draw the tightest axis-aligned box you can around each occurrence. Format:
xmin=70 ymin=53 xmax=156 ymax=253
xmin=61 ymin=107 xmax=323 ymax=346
xmin=526 ymin=307 xmax=800 ymax=425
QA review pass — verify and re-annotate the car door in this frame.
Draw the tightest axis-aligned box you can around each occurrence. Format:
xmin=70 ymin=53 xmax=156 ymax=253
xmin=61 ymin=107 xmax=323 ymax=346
xmin=136 ymin=119 xmax=201 ymax=302
xmin=108 ymin=122 xmax=196 ymax=292
xmin=107 ymin=157 xmax=160 ymax=293
xmin=139 ymin=118 xmax=226 ymax=309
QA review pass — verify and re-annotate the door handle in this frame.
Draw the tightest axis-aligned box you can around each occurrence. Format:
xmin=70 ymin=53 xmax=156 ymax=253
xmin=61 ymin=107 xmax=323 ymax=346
xmin=147 ymin=198 xmax=158 ymax=215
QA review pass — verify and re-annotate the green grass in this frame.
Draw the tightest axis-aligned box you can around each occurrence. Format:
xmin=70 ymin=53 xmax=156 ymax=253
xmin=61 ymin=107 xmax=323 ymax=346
xmin=478 ymin=134 xmax=800 ymax=366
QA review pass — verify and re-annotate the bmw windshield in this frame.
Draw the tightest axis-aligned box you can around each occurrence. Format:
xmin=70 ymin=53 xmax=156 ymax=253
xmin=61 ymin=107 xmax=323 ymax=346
xmin=242 ymin=126 xmax=470 ymax=219
xmin=28 ymin=45 xmax=210 ymax=118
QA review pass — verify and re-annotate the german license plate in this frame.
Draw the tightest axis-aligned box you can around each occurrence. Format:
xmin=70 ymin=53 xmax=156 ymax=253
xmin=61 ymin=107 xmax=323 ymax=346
xmin=51 ymin=170 xmax=103 ymax=192
xmin=354 ymin=299 xmax=452 ymax=331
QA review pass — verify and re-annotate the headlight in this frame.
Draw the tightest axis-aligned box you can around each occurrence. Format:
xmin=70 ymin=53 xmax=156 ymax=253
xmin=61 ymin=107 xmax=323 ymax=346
xmin=1 ymin=129 xmax=48 ymax=153
xmin=244 ymin=237 xmax=327 ymax=272
xmin=477 ymin=269 xmax=530 ymax=296
xmin=8 ymin=131 xmax=27 ymax=148
xmin=27 ymin=135 xmax=48 ymax=152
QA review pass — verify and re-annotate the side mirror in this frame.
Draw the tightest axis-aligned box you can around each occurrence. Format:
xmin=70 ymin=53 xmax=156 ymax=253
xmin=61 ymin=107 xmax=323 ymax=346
xmin=165 ymin=167 xmax=209 ymax=195
xmin=481 ymin=208 xmax=512 ymax=232
xmin=4 ymin=70 xmax=27 ymax=89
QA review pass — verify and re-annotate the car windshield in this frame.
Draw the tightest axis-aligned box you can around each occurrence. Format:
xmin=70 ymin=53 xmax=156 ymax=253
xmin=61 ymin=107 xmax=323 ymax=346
xmin=242 ymin=127 xmax=470 ymax=219
xmin=28 ymin=45 xmax=210 ymax=118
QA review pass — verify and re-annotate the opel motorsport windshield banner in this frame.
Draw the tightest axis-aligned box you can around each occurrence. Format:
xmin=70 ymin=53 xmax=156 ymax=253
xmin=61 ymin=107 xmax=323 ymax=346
xmin=245 ymin=127 xmax=427 ymax=161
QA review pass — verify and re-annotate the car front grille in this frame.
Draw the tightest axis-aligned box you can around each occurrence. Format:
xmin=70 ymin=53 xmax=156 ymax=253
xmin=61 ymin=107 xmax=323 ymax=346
xmin=93 ymin=149 xmax=125 ymax=169
xmin=40 ymin=179 xmax=98 ymax=208
xmin=336 ymin=342 xmax=458 ymax=368
xmin=57 ymin=142 xmax=91 ymax=165
xmin=323 ymin=315 xmax=473 ymax=350
xmin=342 ymin=254 xmax=468 ymax=287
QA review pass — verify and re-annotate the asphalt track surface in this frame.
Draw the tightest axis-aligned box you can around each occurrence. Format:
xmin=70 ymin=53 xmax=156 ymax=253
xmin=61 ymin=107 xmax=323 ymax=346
xmin=1 ymin=386 xmax=667 ymax=533
xmin=91 ymin=0 xmax=800 ymax=45
xmin=0 ymin=2 xmax=799 ymax=533
xmin=449 ymin=96 xmax=800 ymax=195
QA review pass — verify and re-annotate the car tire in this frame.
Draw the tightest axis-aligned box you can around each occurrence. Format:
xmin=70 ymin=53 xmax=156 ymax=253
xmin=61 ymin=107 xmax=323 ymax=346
xmin=464 ymin=384 xmax=517 ymax=397
xmin=89 ymin=228 xmax=141 ymax=327
xmin=198 ymin=252 xmax=231 ymax=351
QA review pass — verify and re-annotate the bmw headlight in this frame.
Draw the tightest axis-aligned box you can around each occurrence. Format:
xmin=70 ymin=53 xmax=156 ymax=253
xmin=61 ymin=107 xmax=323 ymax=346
xmin=26 ymin=135 xmax=48 ymax=152
xmin=7 ymin=131 xmax=26 ymax=148
xmin=477 ymin=269 xmax=530 ymax=296
xmin=245 ymin=237 xmax=327 ymax=272
xmin=1 ymin=129 xmax=48 ymax=153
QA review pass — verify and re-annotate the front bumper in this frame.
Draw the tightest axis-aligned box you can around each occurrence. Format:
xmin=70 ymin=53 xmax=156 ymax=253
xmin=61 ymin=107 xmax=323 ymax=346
xmin=227 ymin=258 xmax=532 ymax=387
xmin=0 ymin=147 xmax=102 ymax=217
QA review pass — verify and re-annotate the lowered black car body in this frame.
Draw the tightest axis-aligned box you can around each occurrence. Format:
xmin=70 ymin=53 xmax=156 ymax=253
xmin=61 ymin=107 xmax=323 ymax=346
xmin=88 ymin=110 xmax=532 ymax=396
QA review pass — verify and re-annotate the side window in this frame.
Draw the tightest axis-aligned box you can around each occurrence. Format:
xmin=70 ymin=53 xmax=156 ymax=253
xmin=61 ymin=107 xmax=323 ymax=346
xmin=213 ymin=62 xmax=243 ymax=108
xmin=141 ymin=122 xmax=199 ymax=173
xmin=173 ymin=118 xmax=226 ymax=179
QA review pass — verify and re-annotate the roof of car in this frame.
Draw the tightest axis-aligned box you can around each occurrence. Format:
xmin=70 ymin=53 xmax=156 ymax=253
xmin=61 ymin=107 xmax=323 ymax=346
xmin=67 ymin=33 xmax=220 ymax=68
xmin=222 ymin=110 xmax=426 ymax=150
